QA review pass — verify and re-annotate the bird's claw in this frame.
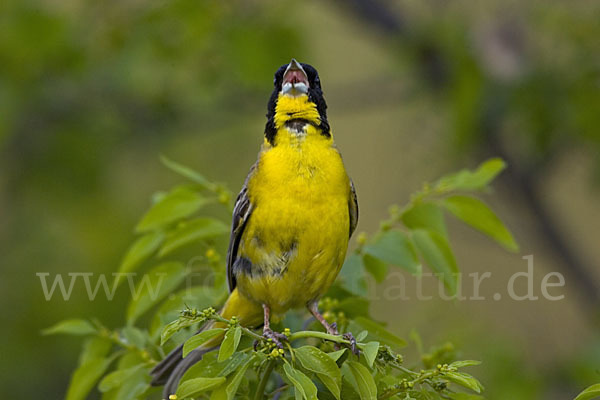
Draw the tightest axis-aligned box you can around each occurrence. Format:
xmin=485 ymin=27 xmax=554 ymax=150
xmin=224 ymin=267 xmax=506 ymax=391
xmin=342 ymin=332 xmax=359 ymax=355
xmin=263 ymin=328 xmax=287 ymax=349
xmin=329 ymin=325 xmax=358 ymax=356
xmin=329 ymin=322 xmax=339 ymax=336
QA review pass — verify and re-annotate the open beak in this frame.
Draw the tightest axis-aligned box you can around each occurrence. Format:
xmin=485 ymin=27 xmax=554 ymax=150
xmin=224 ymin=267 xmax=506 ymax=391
xmin=282 ymin=59 xmax=309 ymax=96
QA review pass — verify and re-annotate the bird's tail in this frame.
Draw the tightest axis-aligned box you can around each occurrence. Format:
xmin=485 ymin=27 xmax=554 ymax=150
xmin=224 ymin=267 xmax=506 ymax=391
xmin=150 ymin=288 xmax=262 ymax=398
xmin=150 ymin=337 xmax=218 ymax=397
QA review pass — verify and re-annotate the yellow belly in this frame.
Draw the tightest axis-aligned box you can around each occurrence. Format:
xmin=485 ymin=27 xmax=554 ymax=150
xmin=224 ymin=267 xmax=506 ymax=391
xmin=236 ymin=127 xmax=350 ymax=314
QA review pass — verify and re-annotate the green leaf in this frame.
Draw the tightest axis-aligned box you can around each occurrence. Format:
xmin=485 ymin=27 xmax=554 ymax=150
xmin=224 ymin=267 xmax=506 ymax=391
xmin=443 ymin=195 xmax=518 ymax=251
xmin=118 ymin=231 xmax=164 ymax=276
xmin=361 ymin=254 xmax=387 ymax=283
xmin=225 ymin=354 xmax=256 ymax=399
xmin=121 ymin=326 xmax=147 ymax=349
xmin=183 ymin=328 xmax=226 ymax=357
xmin=101 ymin=365 xmax=148 ymax=400
xmin=66 ymin=358 xmax=114 ymax=400
xmin=449 ymin=360 xmax=482 ymax=369
xmin=402 ymin=202 xmax=447 ymax=238
xmin=136 ymin=186 xmax=209 ymax=233
xmin=159 ymin=217 xmax=229 ymax=257
xmin=359 ymin=341 xmax=379 ymax=368
xmin=218 ymin=326 xmax=242 ymax=362
xmin=79 ymin=337 xmax=112 ymax=365
xmin=363 ymin=230 xmax=421 ymax=274
xmin=327 ymin=349 xmax=347 ymax=362
xmin=412 ymin=229 xmax=459 ymax=295
xmin=160 ymin=315 xmax=203 ymax=346
xmin=435 ymin=158 xmax=506 ymax=192
xmin=338 ymin=253 xmax=368 ymax=297
xmin=42 ymin=319 xmax=96 ymax=336
xmin=344 ymin=361 xmax=377 ymax=400
xmin=443 ymin=371 xmax=484 ymax=393
xmin=176 ymin=377 xmax=226 ymax=398
xmin=218 ymin=352 xmax=250 ymax=378
xmin=115 ymin=351 xmax=144 ymax=369
xmin=284 ymin=363 xmax=318 ymax=400
xmin=418 ymin=389 xmax=443 ymax=399
xmin=160 ymin=155 xmax=217 ymax=190
xmin=180 ymin=352 xmax=249 ymax=383
xmin=98 ymin=365 xmax=143 ymax=392
xmin=351 ymin=317 xmax=406 ymax=348
xmin=355 ymin=331 xmax=369 ymax=342
xmin=575 ymin=384 xmax=600 ymax=400
xmin=295 ymin=346 xmax=342 ymax=400
xmin=151 ymin=285 xmax=225 ymax=339
xmin=209 ymin=384 xmax=228 ymax=400
xmin=126 ymin=262 xmax=186 ymax=324
xmin=66 ymin=344 xmax=118 ymax=400
xmin=340 ymin=375 xmax=362 ymax=400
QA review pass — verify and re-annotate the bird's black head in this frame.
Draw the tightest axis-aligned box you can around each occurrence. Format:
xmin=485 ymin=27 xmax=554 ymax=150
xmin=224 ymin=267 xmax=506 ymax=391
xmin=265 ymin=59 xmax=330 ymax=145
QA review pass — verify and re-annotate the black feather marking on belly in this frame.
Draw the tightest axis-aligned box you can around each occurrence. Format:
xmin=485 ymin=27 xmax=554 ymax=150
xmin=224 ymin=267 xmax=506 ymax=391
xmin=235 ymin=240 xmax=299 ymax=279
xmin=232 ymin=257 xmax=253 ymax=277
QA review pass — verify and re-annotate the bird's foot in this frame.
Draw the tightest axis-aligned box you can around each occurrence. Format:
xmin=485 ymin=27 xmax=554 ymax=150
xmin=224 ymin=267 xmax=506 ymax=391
xmin=342 ymin=332 xmax=359 ymax=355
xmin=327 ymin=322 xmax=358 ymax=355
xmin=327 ymin=322 xmax=339 ymax=336
xmin=263 ymin=327 xmax=288 ymax=349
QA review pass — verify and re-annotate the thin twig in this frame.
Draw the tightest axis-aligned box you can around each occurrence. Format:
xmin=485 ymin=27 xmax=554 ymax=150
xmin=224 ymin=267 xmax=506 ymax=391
xmin=288 ymin=330 xmax=351 ymax=345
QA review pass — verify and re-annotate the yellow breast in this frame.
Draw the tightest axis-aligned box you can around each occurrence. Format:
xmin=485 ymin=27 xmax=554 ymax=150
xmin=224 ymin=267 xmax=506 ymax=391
xmin=237 ymin=123 xmax=351 ymax=314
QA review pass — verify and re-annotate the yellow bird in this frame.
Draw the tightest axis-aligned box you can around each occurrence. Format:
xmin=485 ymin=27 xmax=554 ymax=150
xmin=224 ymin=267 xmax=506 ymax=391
xmin=151 ymin=59 xmax=358 ymax=396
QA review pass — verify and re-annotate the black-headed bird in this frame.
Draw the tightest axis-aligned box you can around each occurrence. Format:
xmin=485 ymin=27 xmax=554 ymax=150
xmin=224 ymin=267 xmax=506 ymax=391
xmin=151 ymin=59 xmax=358 ymax=397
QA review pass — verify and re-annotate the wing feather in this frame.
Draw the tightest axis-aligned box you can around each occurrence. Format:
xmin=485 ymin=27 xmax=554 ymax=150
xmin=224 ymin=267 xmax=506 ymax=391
xmin=349 ymin=179 xmax=359 ymax=238
xmin=226 ymin=164 xmax=256 ymax=292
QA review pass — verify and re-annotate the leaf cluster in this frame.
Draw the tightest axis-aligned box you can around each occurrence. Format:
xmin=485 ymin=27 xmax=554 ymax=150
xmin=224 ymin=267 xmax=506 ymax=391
xmin=44 ymin=157 xmax=517 ymax=400
xmin=340 ymin=158 xmax=518 ymax=298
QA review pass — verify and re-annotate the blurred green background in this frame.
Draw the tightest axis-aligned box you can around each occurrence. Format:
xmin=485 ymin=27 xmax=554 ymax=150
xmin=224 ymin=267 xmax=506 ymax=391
xmin=1 ymin=0 xmax=599 ymax=398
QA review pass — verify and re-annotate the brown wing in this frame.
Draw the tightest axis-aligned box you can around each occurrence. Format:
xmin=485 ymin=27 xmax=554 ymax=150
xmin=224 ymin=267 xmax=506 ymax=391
xmin=226 ymin=164 xmax=256 ymax=292
xmin=349 ymin=178 xmax=359 ymax=238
